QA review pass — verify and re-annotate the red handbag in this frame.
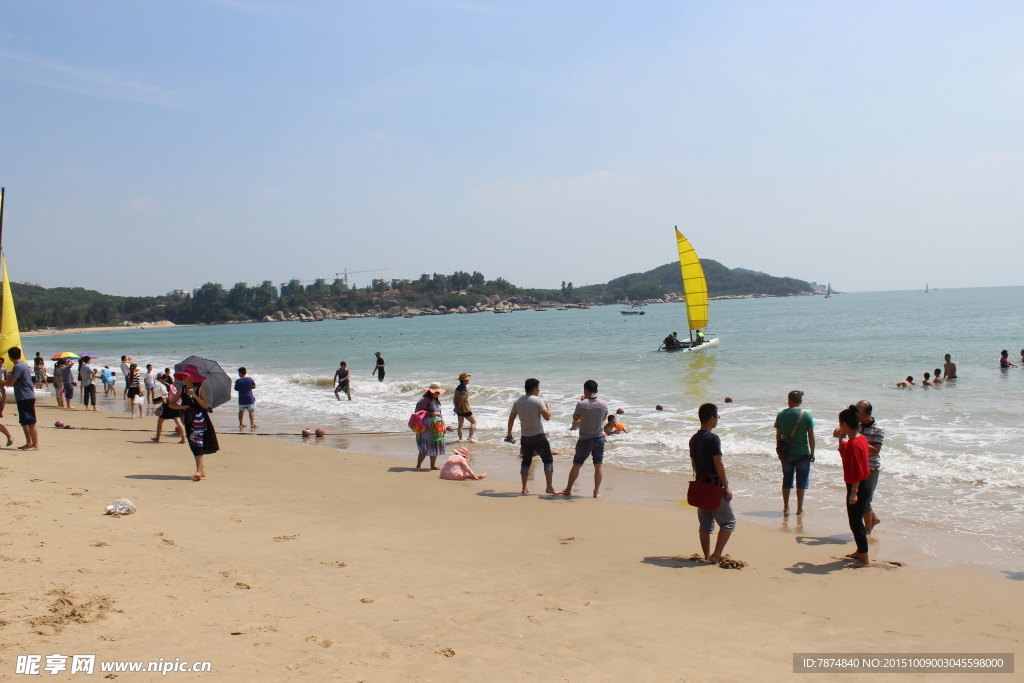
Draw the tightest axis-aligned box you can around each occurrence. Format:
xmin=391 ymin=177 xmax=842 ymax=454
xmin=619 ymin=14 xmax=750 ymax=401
xmin=687 ymin=473 xmax=724 ymax=511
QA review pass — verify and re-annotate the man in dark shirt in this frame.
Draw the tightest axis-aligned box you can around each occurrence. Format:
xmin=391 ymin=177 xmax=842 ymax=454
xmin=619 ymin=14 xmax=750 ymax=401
xmin=689 ymin=403 xmax=734 ymax=563
xmin=372 ymin=352 xmax=385 ymax=382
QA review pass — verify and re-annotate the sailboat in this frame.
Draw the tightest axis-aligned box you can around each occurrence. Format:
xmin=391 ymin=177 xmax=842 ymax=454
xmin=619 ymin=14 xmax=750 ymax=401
xmin=0 ymin=188 xmax=22 ymax=371
xmin=925 ymin=283 xmax=929 ymax=294
xmin=825 ymin=283 xmax=832 ymax=299
xmin=660 ymin=227 xmax=719 ymax=352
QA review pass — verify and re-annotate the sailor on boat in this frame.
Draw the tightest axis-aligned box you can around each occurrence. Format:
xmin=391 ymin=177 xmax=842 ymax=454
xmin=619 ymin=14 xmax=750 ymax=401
xmin=663 ymin=332 xmax=683 ymax=350
xmin=695 ymin=330 xmax=705 ymax=345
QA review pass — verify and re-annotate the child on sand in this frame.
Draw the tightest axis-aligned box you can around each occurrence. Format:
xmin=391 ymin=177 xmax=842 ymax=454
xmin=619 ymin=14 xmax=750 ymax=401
xmin=689 ymin=403 xmax=735 ymax=563
xmin=439 ymin=447 xmax=487 ymax=481
xmin=837 ymin=405 xmax=871 ymax=568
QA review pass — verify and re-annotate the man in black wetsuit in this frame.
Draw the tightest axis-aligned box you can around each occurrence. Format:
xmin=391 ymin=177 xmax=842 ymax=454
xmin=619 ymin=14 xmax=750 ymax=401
xmin=663 ymin=332 xmax=681 ymax=350
xmin=372 ymin=352 xmax=386 ymax=382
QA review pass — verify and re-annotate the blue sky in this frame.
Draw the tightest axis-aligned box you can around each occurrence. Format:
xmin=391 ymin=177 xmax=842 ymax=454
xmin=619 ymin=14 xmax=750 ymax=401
xmin=2 ymin=0 xmax=1023 ymax=295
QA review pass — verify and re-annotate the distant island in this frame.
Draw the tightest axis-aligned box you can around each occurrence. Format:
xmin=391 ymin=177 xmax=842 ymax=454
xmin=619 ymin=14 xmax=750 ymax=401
xmin=12 ymin=260 xmax=815 ymax=330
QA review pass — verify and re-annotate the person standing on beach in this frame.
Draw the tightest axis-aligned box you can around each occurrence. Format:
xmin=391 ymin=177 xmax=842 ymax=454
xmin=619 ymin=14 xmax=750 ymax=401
xmin=234 ymin=367 xmax=257 ymax=429
xmin=100 ymin=366 xmax=114 ymax=397
xmin=333 ymin=362 xmax=351 ymax=401
xmin=126 ymin=363 xmax=143 ymax=418
xmin=53 ymin=359 xmax=66 ymax=408
xmin=774 ymin=390 xmax=815 ymax=515
xmin=943 ymin=354 xmax=957 ymax=379
xmin=414 ymin=383 xmax=447 ymax=470
xmin=372 ymin=352 xmax=386 ymax=382
xmin=837 ymin=405 xmax=871 ymax=568
xmin=453 ymin=372 xmax=477 ymax=442
xmin=689 ymin=403 xmax=735 ymax=563
xmin=144 ymin=364 xmax=157 ymax=405
xmin=151 ymin=373 xmax=186 ymax=444
xmin=79 ymin=356 xmax=97 ymax=411
xmin=4 ymin=348 xmax=38 ymax=450
xmin=120 ymin=356 xmax=131 ymax=397
xmin=32 ymin=352 xmax=45 ymax=390
xmin=832 ymin=400 xmax=885 ymax=535
xmin=168 ymin=365 xmax=218 ymax=480
xmin=506 ymin=378 xmax=555 ymax=495
xmin=558 ymin=379 xmax=607 ymax=498
xmin=60 ymin=359 xmax=77 ymax=409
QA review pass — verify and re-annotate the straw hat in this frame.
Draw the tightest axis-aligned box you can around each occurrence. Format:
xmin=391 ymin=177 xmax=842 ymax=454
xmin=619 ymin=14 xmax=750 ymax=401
xmin=424 ymin=382 xmax=446 ymax=394
xmin=458 ymin=372 xmax=471 ymax=381
xmin=452 ymin=446 xmax=469 ymax=456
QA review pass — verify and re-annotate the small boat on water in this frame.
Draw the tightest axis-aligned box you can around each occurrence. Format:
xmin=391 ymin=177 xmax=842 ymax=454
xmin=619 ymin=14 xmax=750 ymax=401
xmin=300 ymin=318 xmax=323 ymax=322
xmin=579 ymin=305 xmax=590 ymax=309
xmin=660 ymin=227 xmax=718 ymax=352
xmin=925 ymin=283 xmax=930 ymax=294
xmin=620 ymin=304 xmax=645 ymax=315
xmin=402 ymin=314 xmax=414 ymax=318
xmin=556 ymin=307 xmax=567 ymax=311
xmin=824 ymin=283 xmax=832 ymax=299
xmin=534 ymin=308 xmax=546 ymax=312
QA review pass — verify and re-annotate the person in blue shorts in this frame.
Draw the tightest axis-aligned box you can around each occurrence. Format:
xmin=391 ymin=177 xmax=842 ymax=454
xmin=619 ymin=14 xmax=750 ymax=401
xmin=558 ymin=379 xmax=608 ymax=498
xmin=334 ymin=361 xmax=351 ymax=401
xmin=3 ymin=347 xmax=38 ymax=450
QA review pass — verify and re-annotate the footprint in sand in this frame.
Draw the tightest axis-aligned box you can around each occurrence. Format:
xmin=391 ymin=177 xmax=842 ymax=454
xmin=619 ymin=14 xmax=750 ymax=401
xmin=559 ymin=536 xmax=575 ymax=545
xmin=90 ymin=541 xmax=109 ymax=547
xmin=234 ymin=582 xmax=251 ymax=590
xmin=273 ymin=535 xmax=298 ymax=542
xmin=320 ymin=561 xmax=347 ymax=568
xmin=360 ymin=598 xmax=374 ymax=603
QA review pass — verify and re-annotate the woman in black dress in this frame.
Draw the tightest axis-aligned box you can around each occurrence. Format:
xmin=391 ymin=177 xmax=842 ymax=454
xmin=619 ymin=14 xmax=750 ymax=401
xmin=168 ymin=365 xmax=219 ymax=481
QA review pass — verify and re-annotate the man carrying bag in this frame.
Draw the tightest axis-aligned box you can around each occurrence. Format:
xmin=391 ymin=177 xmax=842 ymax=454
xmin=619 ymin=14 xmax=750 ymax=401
xmin=688 ymin=403 xmax=735 ymax=563
xmin=774 ymin=390 xmax=816 ymax=516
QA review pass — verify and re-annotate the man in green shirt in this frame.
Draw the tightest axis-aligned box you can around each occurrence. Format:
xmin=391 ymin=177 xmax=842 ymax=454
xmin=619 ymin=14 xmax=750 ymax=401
xmin=774 ymin=390 xmax=815 ymax=515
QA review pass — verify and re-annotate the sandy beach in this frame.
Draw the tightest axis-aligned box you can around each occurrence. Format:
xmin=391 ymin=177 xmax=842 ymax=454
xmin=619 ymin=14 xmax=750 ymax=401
xmin=0 ymin=399 xmax=1018 ymax=682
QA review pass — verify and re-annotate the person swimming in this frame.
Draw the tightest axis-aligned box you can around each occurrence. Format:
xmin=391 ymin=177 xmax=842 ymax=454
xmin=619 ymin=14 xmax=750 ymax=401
xmin=922 ymin=372 xmax=934 ymax=386
xmin=896 ymin=376 xmax=914 ymax=388
xmin=999 ymin=350 xmax=1018 ymax=369
xmin=932 ymin=368 xmax=943 ymax=384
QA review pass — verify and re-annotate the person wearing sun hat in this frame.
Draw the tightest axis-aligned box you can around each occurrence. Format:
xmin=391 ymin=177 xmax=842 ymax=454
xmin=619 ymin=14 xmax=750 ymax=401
xmin=414 ymin=383 xmax=447 ymax=470
xmin=439 ymin=446 xmax=487 ymax=481
xmin=167 ymin=364 xmax=219 ymax=481
xmin=453 ymin=372 xmax=477 ymax=443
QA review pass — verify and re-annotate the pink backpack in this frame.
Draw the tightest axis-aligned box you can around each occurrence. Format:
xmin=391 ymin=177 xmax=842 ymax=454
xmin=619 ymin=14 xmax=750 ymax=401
xmin=407 ymin=410 xmax=427 ymax=432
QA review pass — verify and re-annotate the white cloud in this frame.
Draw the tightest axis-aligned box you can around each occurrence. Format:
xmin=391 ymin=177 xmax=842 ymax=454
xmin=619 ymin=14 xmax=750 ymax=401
xmin=0 ymin=48 xmax=186 ymax=109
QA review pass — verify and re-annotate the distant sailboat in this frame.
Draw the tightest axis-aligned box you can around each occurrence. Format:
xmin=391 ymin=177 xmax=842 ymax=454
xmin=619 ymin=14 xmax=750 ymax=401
xmin=660 ymin=227 xmax=719 ymax=352
xmin=825 ymin=283 xmax=832 ymax=299
xmin=925 ymin=283 xmax=930 ymax=294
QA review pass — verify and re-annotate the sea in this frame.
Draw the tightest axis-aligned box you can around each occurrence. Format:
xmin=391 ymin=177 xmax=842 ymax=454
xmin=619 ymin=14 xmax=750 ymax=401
xmin=28 ymin=286 xmax=1024 ymax=573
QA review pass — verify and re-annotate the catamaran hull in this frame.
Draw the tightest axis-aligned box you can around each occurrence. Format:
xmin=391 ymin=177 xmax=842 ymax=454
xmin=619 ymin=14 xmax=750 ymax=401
xmin=661 ymin=337 xmax=719 ymax=352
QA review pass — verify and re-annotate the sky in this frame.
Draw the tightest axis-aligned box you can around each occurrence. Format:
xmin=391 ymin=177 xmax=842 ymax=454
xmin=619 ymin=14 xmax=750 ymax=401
xmin=2 ymin=0 xmax=1023 ymax=296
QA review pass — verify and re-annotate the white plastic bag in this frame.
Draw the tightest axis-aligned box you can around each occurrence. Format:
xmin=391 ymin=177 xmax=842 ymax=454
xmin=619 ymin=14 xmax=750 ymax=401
xmin=104 ymin=498 xmax=136 ymax=516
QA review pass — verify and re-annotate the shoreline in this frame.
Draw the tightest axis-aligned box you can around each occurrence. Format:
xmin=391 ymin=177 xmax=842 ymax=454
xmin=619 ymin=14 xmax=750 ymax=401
xmin=1 ymin=401 xmax=1020 ymax=680
xmin=21 ymin=321 xmax=184 ymax=337
xmin=64 ymin=389 xmax=1021 ymax=576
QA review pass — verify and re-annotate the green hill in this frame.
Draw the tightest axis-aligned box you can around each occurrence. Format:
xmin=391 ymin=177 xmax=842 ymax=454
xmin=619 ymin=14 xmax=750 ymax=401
xmin=578 ymin=259 xmax=813 ymax=300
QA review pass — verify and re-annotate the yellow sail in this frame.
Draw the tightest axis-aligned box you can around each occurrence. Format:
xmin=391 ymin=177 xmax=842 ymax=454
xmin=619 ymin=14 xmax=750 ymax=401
xmin=1 ymin=256 xmax=22 ymax=371
xmin=675 ymin=228 xmax=708 ymax=331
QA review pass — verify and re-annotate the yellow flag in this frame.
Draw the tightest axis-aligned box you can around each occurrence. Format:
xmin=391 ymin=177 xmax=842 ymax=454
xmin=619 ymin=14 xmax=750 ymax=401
xmin=1 ymin=256 xmax=22 ymax=371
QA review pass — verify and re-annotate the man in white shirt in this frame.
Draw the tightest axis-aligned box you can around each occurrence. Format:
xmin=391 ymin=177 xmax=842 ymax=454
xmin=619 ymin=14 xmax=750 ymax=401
xmin=505 ymin=377 xmax=553 ymax=495
xmin=120 ymin=356 xmax=131 ymax=398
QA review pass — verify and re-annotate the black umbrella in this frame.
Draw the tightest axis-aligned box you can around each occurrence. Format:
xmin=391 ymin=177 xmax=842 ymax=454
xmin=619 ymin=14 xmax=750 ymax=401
xmin=174 ymin=356 xmax=232 ymax=409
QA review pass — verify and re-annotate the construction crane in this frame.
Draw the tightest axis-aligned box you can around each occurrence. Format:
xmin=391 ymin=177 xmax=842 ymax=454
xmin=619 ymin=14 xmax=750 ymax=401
xmin=336 ymin=268 xmax=387 ymax=287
